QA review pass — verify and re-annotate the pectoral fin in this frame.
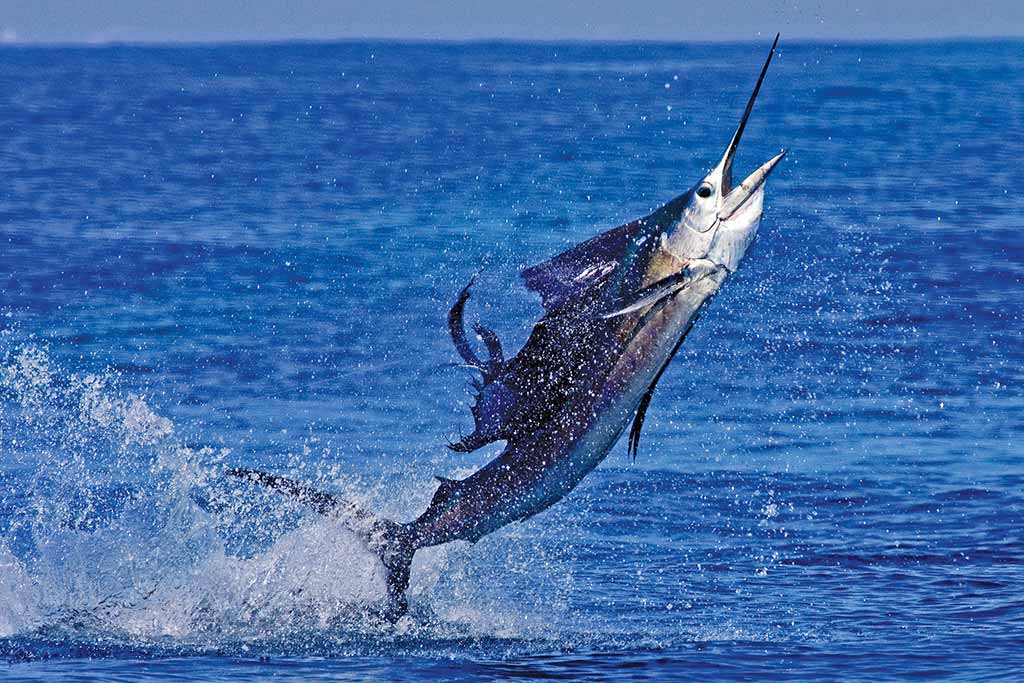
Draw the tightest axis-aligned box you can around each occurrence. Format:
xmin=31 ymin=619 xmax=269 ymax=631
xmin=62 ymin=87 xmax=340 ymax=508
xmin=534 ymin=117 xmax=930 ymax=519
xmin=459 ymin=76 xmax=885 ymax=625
xmin=600 ymin=260 xmax=721 ymax=319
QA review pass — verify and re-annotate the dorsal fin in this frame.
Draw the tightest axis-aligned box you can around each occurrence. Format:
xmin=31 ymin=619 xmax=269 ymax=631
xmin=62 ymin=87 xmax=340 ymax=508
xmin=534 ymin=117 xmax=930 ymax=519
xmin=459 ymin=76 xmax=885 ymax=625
xmin=521 ymin=218 xmax=650 ymax=311
xmin=430 ymin=476 xmax=460 ymax=507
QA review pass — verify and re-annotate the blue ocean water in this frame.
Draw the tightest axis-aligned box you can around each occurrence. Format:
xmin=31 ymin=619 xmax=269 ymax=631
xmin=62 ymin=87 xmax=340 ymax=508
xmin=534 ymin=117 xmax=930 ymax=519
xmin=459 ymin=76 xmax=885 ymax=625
xmin=0 ymin=38 xmax=1022 ymax=681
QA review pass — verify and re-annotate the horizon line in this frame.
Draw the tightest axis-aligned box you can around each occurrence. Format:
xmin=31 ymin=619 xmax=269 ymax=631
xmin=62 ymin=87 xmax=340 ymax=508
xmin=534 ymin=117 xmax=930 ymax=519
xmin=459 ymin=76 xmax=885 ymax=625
xmin=2 ymin=34 xmax=1023 ymax=49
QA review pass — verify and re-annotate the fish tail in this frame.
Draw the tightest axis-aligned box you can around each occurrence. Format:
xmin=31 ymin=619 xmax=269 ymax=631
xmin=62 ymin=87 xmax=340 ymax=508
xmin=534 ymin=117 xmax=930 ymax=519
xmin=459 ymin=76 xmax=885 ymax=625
xmin=365 ymin=517 xmax=417 ymax=621
xmin=225 ymin=467 xmax=416 ymax=621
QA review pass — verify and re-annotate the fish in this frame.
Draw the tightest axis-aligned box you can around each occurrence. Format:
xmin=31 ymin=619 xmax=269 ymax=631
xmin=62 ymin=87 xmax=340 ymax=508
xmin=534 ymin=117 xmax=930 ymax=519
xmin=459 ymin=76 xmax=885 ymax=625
xmin=229 ymin=34 xmax=786 ymax=621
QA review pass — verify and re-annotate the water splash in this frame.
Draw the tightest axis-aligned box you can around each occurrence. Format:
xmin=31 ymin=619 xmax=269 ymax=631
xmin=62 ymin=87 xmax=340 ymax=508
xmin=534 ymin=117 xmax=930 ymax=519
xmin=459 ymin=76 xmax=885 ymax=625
xmin=0 ymin=342 xmax=463 ymax=648
xmin=0 ymin=336 xmax=582 ymax=665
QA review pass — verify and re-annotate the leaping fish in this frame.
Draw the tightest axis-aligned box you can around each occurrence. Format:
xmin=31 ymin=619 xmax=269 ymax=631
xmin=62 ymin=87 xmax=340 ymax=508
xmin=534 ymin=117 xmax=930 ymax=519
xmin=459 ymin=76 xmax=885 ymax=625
xmin=230 ymin=35 xmax=786 ymax=620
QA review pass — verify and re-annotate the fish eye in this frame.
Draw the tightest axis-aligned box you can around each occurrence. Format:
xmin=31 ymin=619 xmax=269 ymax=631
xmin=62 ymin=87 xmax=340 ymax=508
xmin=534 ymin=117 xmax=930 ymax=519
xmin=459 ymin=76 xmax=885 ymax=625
xmin=696 ymin=184 xmax=713 ymax=198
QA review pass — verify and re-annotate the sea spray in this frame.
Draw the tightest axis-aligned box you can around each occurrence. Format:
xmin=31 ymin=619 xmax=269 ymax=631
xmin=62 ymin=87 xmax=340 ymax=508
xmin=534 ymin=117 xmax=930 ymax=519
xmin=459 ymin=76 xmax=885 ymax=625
xmin=0 ymin=341 xmax=552 ymax=648
xmin=0 ymin=343 xmax=398 ymax=641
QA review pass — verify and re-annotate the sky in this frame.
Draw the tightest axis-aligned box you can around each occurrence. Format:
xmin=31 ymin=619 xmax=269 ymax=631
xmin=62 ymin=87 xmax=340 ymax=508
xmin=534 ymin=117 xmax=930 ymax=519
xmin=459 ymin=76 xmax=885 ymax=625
xmin=2 ymin=0 xmax=1023 ymax=44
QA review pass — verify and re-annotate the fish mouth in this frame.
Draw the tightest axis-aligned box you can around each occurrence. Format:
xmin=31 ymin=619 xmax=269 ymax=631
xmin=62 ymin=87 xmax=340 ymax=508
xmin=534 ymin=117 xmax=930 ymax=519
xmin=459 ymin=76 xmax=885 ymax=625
xmin=713 ymin=33 xmax=786 ymax=221
xmin=719 ymin=149 xmax=786 ymax=220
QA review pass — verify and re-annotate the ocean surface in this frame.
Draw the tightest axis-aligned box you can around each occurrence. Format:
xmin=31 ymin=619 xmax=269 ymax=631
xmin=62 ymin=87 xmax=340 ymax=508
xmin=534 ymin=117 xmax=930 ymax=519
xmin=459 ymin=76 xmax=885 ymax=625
xmin=0 ymin=39 xmax=1022 ymax=681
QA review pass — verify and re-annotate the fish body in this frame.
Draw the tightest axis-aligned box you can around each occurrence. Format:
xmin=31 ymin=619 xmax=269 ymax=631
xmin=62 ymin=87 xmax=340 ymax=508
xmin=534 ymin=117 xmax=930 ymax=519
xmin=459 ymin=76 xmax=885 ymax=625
xmin=232 ymin=35 xmax=787 ymax=620
xmin=419 ymin=34 xmax=786 ymax=550
xmin=414 ymin=205 xmax=726 ymax=548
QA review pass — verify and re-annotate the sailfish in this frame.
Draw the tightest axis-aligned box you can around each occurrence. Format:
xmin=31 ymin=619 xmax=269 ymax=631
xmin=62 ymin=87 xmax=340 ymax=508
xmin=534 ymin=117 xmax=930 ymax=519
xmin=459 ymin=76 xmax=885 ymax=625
xmin=230 ymin=35 xmax=786 ymax=620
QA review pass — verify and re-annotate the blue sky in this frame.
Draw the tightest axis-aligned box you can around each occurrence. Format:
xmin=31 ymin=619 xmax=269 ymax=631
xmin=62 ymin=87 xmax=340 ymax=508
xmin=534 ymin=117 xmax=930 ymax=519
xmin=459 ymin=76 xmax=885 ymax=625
xmin=3 ymin=0 xmax=1023 ymax=44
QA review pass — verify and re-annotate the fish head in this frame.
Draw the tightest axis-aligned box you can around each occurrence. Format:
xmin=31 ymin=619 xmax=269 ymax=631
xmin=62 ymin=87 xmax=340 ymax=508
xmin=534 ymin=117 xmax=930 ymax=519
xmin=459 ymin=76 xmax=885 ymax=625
xmin=663 ymin=34 xmax=785 ymax=272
